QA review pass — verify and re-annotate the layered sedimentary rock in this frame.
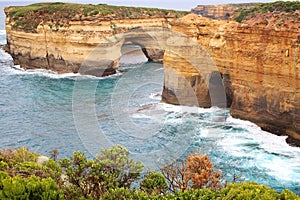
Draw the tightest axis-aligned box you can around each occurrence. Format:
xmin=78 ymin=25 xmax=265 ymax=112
xmin=4 ymin=4 xmax=300 ymax=144
xmin=191 ymin=3 xmax=256 ymax=20
xmin=4 ymin=4 xmax=185 ymax=76
xmin=163 ymin=14 xmax=300 ymax=145
xmin=5 ymin=17 xmax=171 ymax=76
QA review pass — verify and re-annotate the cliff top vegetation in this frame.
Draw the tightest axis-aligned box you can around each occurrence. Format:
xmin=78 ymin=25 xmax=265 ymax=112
xmin=4 ymin=2 xmax=188 ymax=33
xmin=233 ymin=1 xmax=300 ymax=23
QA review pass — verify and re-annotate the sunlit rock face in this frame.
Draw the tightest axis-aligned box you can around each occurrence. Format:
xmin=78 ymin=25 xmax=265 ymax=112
xmin=4 ymin=11 xmax=173 ymax=76
xmin=191 ymin=3 xmax=257 ymax=20
xmin=4 ymin=5 xmax=300 ymax=144
xmin=164 ymin=14 xmax=300 ymax=145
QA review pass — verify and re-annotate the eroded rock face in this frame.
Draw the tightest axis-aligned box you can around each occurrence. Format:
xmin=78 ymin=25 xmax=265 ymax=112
xmin=191 ymin=3 xmax=257 ymax=20
xmin=4 ymin=9 xmax=300 ymax=144
xmin=163 ymin=14 xmax=300 ymax=145
xmin=4 ymin=12 xmax=173 ymax=76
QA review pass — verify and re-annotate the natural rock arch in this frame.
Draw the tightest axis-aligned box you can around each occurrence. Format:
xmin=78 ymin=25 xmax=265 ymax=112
xmin=79 ymin=27 xmax=229 ymax=108
xmin=72 ymin=27 xmax=229 ymax=161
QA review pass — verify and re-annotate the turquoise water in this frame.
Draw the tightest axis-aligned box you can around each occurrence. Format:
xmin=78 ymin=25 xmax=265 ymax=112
xmin=0 ymin=30 xmax=300 ymax=194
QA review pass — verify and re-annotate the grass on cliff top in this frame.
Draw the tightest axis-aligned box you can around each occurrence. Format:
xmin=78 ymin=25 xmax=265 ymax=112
xmin=7 ymin=2 xmax=188 ymax=19
xmin=6 ymin=2 xmax=188 ymax=33
xmin=234 ymin=1 xmax=300 ymax=22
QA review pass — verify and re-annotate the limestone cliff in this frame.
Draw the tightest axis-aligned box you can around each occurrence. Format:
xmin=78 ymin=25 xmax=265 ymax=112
xmin=163 ymin=13 xmax=300 ymax=145
xmin=191 ymin=3 xmax=257 ymax=20
xmin=4 ymin=3 xmax=187 ymax=76
xmin=4 ymin=3 xmax=300 ymax=145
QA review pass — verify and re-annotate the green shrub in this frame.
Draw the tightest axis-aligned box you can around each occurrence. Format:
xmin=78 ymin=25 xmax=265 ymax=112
xmin=90 ymin=10 xmax=99 ymax=16
xmin=221 ymin=182 xmax=279 ymax=200
xmin=59 ymin=145 xmax=143 ymax=199
xmin=172 ymin=188 xmax=222 ymax=200
xmin=0 ymin=173 xmax=63 ymax=200
xmin=97 ymin=145 xmax=144 ymax=188
xmin=101 ymin=10 xmax=113 ymax=15
xmin=8 ymin=147 xmax=37 ymax=163
xmin=0 ymin=161 xmax=9 ymax=170
xmin=140 ymin=172 xmax=168 ymax=195
xmin=0 ymin=171 xmax=9 ymax=190
xmin=234 ymin=1 xmax=300 ymax=22
xmin=280 ymin=189 xmax=300 ymax=200
xmin=59 ymin=151 xmax=99 ymax=199
xmin=102 ymin=187 xmax=149 ymax=200
xmin=235 ymin=9 xmax=252 ymax=23
xmin=0 ymin=148 xmax=61 ymax=180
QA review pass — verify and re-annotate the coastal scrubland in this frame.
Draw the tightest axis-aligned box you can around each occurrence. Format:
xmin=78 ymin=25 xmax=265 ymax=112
xmin=233 ymin=1 xmax=300 ymax=22
xmin=0 ymin=146 xmax=299 ymax=199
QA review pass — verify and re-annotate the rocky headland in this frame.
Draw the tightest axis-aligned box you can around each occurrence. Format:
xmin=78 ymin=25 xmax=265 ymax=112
xmin=4 ymin=3 xmax=187 ymax=76
xmin=3 ymin=2 xmax=300 ymax=145
xmin=191 ymin=3 xmax=258 ymax=20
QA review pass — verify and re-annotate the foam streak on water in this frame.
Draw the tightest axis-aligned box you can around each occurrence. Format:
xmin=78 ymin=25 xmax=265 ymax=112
xmin=0 ymin=31 xmax=299 ymax=194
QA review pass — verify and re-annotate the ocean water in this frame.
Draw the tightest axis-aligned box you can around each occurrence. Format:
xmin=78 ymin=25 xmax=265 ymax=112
xmin=0 ymin=28 xmax=300 ymax=194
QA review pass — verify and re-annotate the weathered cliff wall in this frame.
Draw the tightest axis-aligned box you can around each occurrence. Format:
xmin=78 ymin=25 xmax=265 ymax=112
xmin=4 ymin=3 xmax=186 ymax=76
xmin=191 ymin=3 xmax=257 ymax=20
xmin=4 ymin=4 xmax=300 ymax=145
xmin=5 ymin=16 xmax=171 ymax=76
xmin=163 ymin=14 xmax=300 ymax=145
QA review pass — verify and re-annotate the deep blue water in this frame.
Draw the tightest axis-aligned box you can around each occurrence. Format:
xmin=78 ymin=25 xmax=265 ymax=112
xmin=0 ymin=29 xmax=300 ymax=194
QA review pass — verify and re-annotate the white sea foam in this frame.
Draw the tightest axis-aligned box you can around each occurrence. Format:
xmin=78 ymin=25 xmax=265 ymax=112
xmin=225 ymin=116 xmax=300 ymax=155
xmin=149 ymin=93 xmax=161 ymax=100
xmin=132 ymin=113 xmax=152 ymax=119
xmin=0 ymin=49 xmax=13 ymax=63
xmin=2 ymin=65 xmax=78 ymax=79
xmin=154 ymin=67 xmax=163 ymax=71
xmin=259 ymin=155 xmax=297 ymax=182
xmin=1 ymin=62 xmax=123 ymax=80
xmin=226 ymin=116 xmax=291 ymax=151
xmin=0 ymin=30 xmax=6 ymax=34
xmin=226 ymin=116 xmax=260 ymax=129
xmin=223 ymin=116 xmax=300 ymax=182
xmin=158 ymin=102 xmax=220 ymax=114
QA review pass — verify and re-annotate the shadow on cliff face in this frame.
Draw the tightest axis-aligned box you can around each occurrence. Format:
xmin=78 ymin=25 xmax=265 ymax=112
xmin=209 ymin=71 xmax=233 ymax=108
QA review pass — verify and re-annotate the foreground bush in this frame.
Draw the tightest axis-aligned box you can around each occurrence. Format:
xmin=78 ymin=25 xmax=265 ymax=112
xmin=0 ymin=147 xmax=61 ymax=180
xmin=161 ymin=154 xmax=223 ymax=192
xmin=97 ymin=145 xmax=144 ymax=188
xmin=140 ymin=172 xmax=168 ymax=195
xmin=222 ymin=182 xmax=280 ymax=200
xmin=59 ymin=145 xmax=144 ymax=199
xmin=1 ymin=146 xmax=299 ymax=199
xmin=102 ymin=183 xmax=300 ymax=200
xmin=0 ymin=171 xmax=63 ymax=200
xmin=102 ymin=187 xmax=149 ymax=200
